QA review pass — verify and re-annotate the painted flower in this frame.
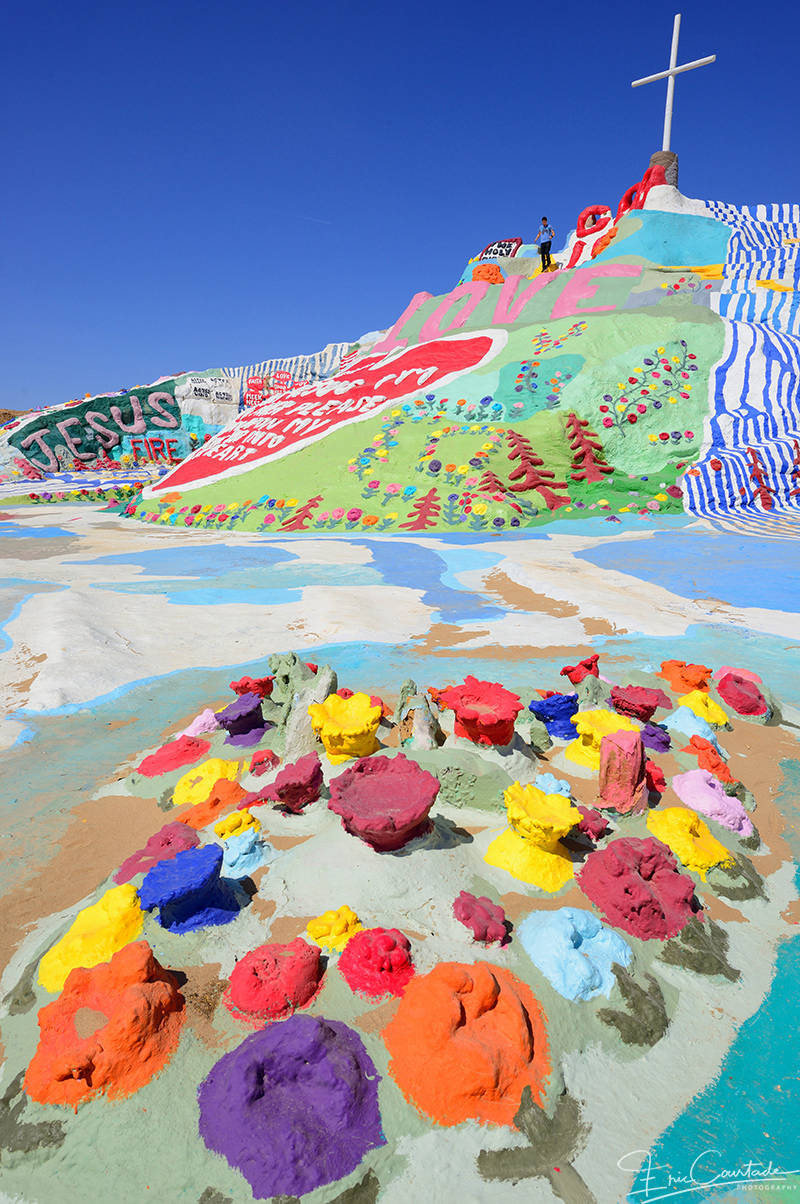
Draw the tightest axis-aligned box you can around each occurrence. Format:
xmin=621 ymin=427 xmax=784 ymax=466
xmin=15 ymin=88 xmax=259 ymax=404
xmin=331 ymin=508 xmax=345 ymax=520
xmin=602 ymin=417 xmax=614 ymax=428
xmin=362 ymin=515 xmax=379 ymax=527
xmin=385 ymin=483 xmax=401 ymax=494
xmin=346 ymin=508 xmax=363 ymax=521
xmin=403 ymin=486 xmax=417 ymax=497
xmin=473 ymin=503 xmax=487 ymax=515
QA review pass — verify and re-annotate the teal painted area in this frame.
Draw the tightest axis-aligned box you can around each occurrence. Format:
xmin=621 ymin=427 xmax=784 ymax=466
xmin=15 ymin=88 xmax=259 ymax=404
xmin=594 ymin=210 xmax=731 ymax=268
xmin=496 ymin=352 xmax=584 ymax=419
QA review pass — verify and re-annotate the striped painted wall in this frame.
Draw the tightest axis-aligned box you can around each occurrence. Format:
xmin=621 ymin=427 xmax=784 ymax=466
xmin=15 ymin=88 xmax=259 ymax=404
xmin=222 ymin=341 xmax=350 ymax=409
xmin=682 ymin=202 xmax=800 ymax=526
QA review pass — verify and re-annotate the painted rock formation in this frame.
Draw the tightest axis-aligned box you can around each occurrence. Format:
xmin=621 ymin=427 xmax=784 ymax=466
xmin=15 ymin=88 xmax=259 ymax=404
xmin=230 ymin=673 xmax=274 ymax=699
xmin=307 ymin=904 xmax=363 ymax=952
xmin=224 ymin=938 xmax=323 ymax=1025
xmin=534 ymin=772 xmax=572 ymax=797
xmin=484 ymin=782 xmax=580 ymax=890
xmin=383 ymin=961 xmax=550 ymax=1126
xmin=181 ymin=708 xmax=220 ymax=738
xmin=518 ymin=907 xmax=632 ymax=1001
xmin=197 ymin=1016 xmax=384 ymax=1198
xmin=136 ymin=734 xmax=211 ymax=777
xmin=172 ymin=758 xmax=240 ymax=808
xmin=527 ymin=693 xmax=578 ymax=739
xmin=115 ymin=822 xmax=200 ymax=884
xmin=139 ymin=844 xmax=240 ymax=932
xmin=682 ymin=735 xmax=735 ymax=783
xmin=671 ymin=768 xmax=755 ymax=836
xmin=677 ymin=689 xmax=729 ymax=728
xmin=659 ymin=660 xmax=712 ymax=693
xmin=641 ymin=721 xmax=671 ymax=752
xmin=576 ymin=805 xmax=611 ymax=841
xmin=328 ymin=753 xmax=440 ymax=850
xmin=453 ymin=891 xmax=508 ymax=945
xmin=221 ymin=827 xmax=275 ymax=879
xmin=338 ymin=927 xmax=415 ymax=998
xmin=261 ymin=750 xmax=323 ymax=813
xmin=609 ymin=685 xmax=671 ymax=722
xmin=216 ymin=691 xmax=269 ymax=748
xmin=597 ymin=729 xmax=646 ymax=814
xmin=645 ymin=760 xmax=667 ymax=795
xmin=716 ymin=671 xmax=769 ymax=718
xmin=565 ymin=709 xmax=640 ymax=771
xmin=647 ymin=807 xmax=735 ymax=880
xmin=38 ymin=884 xmax=144 ymax=994
xmin=178 ymin=777 xmax=246 ymax=830
xmin=438 ymin=676 xmax=523 ymax=746
xmin=214 ymin=809 xmax=260 ymax=840
xmin=308 ymin=692 xmax=382 ymax=764
xmin=25 ymin=941 xmax=184 ymax=1107
xmin=578 ymin=837 xmax=696 ymax=939
xmin=560 ymin=654 xmax=599 ymax=685
xmin=250 ymin=747 xmax=280 ymax=775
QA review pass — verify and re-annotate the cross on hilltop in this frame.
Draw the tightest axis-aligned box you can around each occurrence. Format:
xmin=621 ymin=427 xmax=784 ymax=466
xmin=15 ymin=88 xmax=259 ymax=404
xmin=631 ymin=13 xmax=716 ymax=154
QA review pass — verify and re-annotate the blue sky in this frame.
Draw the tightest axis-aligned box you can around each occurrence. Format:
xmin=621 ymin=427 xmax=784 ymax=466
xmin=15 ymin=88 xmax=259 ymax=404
xmin=2 ymin=0 xmax=795 ymax=410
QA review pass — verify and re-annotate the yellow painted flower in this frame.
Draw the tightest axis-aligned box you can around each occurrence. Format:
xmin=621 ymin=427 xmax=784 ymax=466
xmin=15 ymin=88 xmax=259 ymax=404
xmin=307 ymin=904 xmax=363 ymax=952
xmin=648 ymin=435 xmax=658 ymax=443
xmin=308 ymin=692 xmax=381 ymax=764
xmin=38 ymin=885 xmax=144 ymax=994
xmin=669 ymin=397 xmax=678 ymax=404
xmin=376 ymin=449 xmax=388 ymax=458
xmin=386 ymin=511 xmax=399 ymax=520
xmin=481 ymin=442 xmax=494 ymax=451
xmin=457 ymin=464 xmax=469 ymax=474
xmin=616 ymin=403 xmax=626 ymax=412
xmin=473 ymin=502 xmax=487 ymax=515
xmin=657 ymin=346 xmax=666 ymax=353
xmin=655 ymin=492 xmax=668 ymax=501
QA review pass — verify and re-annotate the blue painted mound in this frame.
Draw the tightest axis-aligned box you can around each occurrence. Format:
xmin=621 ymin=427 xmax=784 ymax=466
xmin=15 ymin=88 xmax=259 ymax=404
xmin=139 ymin=843 xmax=241 ymax=932
xmin=519 ymin=907 xmax=632 ymax=1001
xmin=528 ymin=693 xmax=579 ymax=740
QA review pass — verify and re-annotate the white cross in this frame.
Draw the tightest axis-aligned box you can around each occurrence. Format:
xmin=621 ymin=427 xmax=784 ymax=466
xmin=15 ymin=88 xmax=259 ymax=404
xmin=631 ymin=13 xmax=716 ymax=153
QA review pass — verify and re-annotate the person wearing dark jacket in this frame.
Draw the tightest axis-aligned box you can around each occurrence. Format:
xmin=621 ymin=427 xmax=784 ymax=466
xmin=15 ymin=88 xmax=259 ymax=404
xmin=535 ymin=216 xmax=555 ymax=271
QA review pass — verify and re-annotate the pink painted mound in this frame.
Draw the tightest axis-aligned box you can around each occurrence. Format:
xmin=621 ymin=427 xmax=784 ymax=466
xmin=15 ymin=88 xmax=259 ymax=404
xmin=671 ymin=768 xmax=754 ymax=836
xmin=24 ymin=941 xmax=184 ymax=1107
xmin=115 ymin=822 xmax=200 ymax=884
xmin=338 ymin=928 xmax=415 ymax=999
xmin=717 ymin=672 xmax=768 ymax=717
xmin=598 ymin=729 xmax=646 ymax=815
xmin=609 ymin=685 xmax=671 ymax=722
xmin=262 ymin=751 xmax=323 ymax=814
xmin=576 ymin=805 xmax=610 ymax=842
xmin=250 ymin=748 xmax=280 ymax=776
xmin=453 ymin=891 xmax=508 ymax=945
xmin=328 ymin=754 xmax=440 ymax=850
xmin=224 ymin=938 xmax=322 ymax=1026
xmin=136 ymin=735 xmax=210 ymax=778
xmin=438 ymin=675 xmax=523 ymax=746
xmin=560 ymin=654 xmax=599 ymax=685
xmin=577 ymin=836 xmax=696 ymax=939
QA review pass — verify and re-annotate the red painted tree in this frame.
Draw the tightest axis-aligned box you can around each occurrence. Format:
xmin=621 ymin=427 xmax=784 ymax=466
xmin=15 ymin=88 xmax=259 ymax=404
xmin=566 ymin=412 xmax=614 ymax=483
xmin=13 ymin=456 xmax=43 ymax=481
xmin=478 ymin=468 xmax=508 ymax=495
xmin=279 ymin=494 xmax=324 ymax=531
xmin=746 ymin=447 xmax=775 ymax=511
xmin=505 ymin=429 xmax=570 ymax=510
xmin=790 ymin=439 xmax=800 ymax=497
xmin=399 ymin=487 xmax=442 ymax=531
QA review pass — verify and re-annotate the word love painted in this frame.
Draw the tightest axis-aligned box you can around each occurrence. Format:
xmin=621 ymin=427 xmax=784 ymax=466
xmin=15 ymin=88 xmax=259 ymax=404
xmin=151 ymin=332 xmax=508 ymax=492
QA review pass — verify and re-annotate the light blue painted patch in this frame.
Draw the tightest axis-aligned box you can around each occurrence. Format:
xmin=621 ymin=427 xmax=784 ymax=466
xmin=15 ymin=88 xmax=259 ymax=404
xmin=662 ymin=706 xmax=722 ymax=749
xmin=496 ymin=353 xmax=585 ymax=420
xmin=534 ymin=772 xmax=572 ymax=796
xmin=0 ymin=521 xmax=74 ymax=538
xmin=220 ymin=830 xmax=278 ymax=879
xmin=355 ymin=539 xmax=505 ymax=624
xmin=0 ymin=579 xmax=66 ymax=653
xmin=575 ymin=532 xmax=800 ymax=613
xmin=518 ymin=907 xmax=632 ymax=1000
xmin=593 ymin=210 xmax=731 ymax=268
xmin=72 ymin=543 xmax=298 ymax=577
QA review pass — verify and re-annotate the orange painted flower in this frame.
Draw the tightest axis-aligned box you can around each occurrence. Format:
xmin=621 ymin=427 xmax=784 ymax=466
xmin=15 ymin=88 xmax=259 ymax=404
xmin=362 ymin=515 xmax=379 ymax=527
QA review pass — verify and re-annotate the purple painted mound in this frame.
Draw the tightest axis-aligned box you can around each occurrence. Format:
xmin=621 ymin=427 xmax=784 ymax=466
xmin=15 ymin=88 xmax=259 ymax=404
xmin=197 ymin=1015 xmax=384 ymax=1198
xmin=264 ymin=751 xmax=323 ymax=814
xmin=328 ymin=754 xmax=440 ymax=850
xmin=138 ymin=844 xmax=240 ymax=932
xmin=217 ymin=692 xmax=269 ymax=748
xmin=641 ymin=722 xmax=671 ymax=753
xmin=114 ymin=822 xmax=199 ymax=884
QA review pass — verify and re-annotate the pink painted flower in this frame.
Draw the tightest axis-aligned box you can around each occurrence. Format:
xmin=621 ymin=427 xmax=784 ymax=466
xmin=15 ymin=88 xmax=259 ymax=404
xmin=385 ymin=483 xmax=401 ymax=494
xmin=331 ymin=508 xmax=345 ymax=520
xmin=602 ymin=416 xmax=614 ymax=428
xmin=346 ymin=508 xmax=363 ymax=521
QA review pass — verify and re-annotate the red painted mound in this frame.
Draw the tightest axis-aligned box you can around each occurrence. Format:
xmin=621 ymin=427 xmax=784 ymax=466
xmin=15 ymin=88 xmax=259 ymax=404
xmin=452 ymin=891 xmax=508 ymax=945
xmin=136 ymin=735 xmax=210 ymax=777
xmin=262 ymin=751 xmax=323 ymax=814
xmin=577 ymin=836 xmax=696 ymax=939
xmin=224 ymin=938 xmax=323 ymax=1026
xmin=382 ymin=961 xmax=550 ymax=1126
xmin=338 ymin=928 xmax=415 ymax=999
xmin=24 ymin=941 xmax=184 ymax=1107
xmin=717 ymin=671 xmax=768 ymax=717
xmin=438 ymin=676 xmax=523 ymax=746
xmin=328 ymin=754 xmax=440 ymax=850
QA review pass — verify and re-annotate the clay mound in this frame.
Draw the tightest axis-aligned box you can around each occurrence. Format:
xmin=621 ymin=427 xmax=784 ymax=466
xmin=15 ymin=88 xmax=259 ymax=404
xmin=197 ymin=1015 xmax=384 ymax=1198
xmin=139 ymin=844 xmax=240 ymax=932
xmin=224 ymin=938 xmax=323 ymax=1025
xmin=438 ymin=676 xmax=523 ymax=746
xmin=328 ymin=753 xmax=440 ymax=850
xmin=262 ymin=750 xmax=323 ymax=813
xmin=136 ymin=734 xmax=210 ymax=777
xmin=453 ymin=891 xmax=508 ymax=945
xmin=338 ymin=927 xmax=415 ymax=999
xmin=114 ymin=822 xmax=199 ymax=884
xmin=577 ymin=836 xmax=697 ymax=939
xmin=24 ymin=941 xmax=184 ymax=1107
xmin=382 ymin=961 xmax=550 ymax=1127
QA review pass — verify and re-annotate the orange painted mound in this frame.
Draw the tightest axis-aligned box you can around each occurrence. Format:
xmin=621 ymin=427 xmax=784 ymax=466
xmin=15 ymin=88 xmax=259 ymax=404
xmin=178 ymin=778 xmax=246 ymax=830
xmin=382 ymin=961 xmax=549 ymax=1126
xmin=24 ymin=941 xmax=184 ymax=1108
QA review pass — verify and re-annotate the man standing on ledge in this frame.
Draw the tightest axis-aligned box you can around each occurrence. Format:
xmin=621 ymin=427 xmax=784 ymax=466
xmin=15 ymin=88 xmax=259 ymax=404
xmin=534 ymin=216 xmax=555 ymax=272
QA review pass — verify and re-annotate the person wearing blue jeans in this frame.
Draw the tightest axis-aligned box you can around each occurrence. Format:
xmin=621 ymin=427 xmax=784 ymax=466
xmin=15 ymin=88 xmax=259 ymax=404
xmin=535 ymin=216 xmax=555 ymax=271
